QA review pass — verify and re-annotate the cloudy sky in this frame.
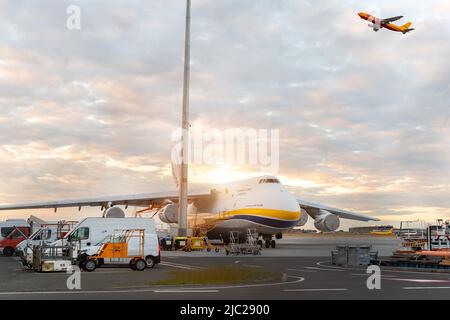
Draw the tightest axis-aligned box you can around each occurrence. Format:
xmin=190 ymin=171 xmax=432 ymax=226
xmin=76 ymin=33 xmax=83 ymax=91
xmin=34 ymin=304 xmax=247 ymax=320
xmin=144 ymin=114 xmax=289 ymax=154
xmin=0 ymin=0 xmax=449 ymax=229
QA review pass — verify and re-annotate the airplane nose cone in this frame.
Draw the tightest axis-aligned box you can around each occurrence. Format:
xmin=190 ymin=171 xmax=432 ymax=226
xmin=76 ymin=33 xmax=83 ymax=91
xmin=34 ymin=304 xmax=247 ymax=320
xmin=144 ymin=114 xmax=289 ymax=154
xmin=358 ymin=12 xmax=363 ymax=18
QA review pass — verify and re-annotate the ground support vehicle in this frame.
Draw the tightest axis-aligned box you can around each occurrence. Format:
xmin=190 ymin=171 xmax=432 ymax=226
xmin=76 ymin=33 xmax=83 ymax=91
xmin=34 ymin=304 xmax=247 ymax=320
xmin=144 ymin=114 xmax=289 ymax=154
xmin=80 ymin=229 xmax=147 ymax=272
xmin=0 ymin=226 xmax=30 ymax=256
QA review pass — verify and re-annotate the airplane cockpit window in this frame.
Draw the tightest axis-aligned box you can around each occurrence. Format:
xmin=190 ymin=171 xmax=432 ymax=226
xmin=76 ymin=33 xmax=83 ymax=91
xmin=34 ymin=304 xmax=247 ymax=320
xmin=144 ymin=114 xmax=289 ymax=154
xmin=258 ymin=178 xmax=280 ymax=184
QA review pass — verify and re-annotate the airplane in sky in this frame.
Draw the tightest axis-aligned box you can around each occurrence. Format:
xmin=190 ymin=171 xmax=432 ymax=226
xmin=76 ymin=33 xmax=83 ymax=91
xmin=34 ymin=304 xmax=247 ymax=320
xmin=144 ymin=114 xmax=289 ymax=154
xmin=358 ymin=12 xmax=415 ymax=34
xmin=0 ymin=172 xmax=379 ymax=248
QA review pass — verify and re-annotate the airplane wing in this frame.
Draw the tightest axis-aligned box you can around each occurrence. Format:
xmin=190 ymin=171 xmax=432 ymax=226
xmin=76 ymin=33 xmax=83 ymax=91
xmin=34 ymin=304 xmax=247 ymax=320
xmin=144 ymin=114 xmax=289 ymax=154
xmin=297 ymin=198 xmax=380 ymax=222
xmin=381 ymin=16 xmax=403 ymax=25
xmin=0 ymin=189 xmax=212 ymax=211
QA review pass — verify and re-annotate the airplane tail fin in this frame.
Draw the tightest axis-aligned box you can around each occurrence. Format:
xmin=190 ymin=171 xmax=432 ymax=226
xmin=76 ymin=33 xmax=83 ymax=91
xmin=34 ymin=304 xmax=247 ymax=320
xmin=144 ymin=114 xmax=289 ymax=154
xmin=400 ymin=22 xmax=414 ymax=34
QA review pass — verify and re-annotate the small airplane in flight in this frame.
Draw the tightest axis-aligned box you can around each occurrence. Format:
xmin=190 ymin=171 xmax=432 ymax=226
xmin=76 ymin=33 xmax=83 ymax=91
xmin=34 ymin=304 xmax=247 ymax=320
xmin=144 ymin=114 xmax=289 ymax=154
xmin=358 ymin=12 xmax=415 ymax=34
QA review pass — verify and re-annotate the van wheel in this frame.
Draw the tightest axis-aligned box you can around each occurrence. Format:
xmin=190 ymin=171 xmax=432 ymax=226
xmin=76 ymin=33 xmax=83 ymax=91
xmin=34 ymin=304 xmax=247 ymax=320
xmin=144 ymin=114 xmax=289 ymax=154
xmin=83 ymin=259 xmax=97 ymax=272
xmin=134 ymin=259 xmax=146 ymax=271
xmin=145 ymin=256 xmax=156 ymax=268
xmin=3 ymin=247 xmax=14 ymax=257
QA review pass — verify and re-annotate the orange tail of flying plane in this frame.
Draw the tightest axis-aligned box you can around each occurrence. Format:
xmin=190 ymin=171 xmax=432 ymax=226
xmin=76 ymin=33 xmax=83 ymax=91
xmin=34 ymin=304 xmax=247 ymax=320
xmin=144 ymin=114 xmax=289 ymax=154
xmin=400 ymin=22 xmax=415 ymax=34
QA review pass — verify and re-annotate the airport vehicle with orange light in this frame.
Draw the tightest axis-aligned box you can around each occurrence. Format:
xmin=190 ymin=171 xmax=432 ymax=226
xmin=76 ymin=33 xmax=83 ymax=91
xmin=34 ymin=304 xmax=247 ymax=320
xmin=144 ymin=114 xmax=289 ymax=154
xmin=80 ymin=229 xmax=149 ymax=272
xmin=51 ymin=217 xmax=160 ymax=267
xmin=358 ymin=12 xmax=414 ymax=34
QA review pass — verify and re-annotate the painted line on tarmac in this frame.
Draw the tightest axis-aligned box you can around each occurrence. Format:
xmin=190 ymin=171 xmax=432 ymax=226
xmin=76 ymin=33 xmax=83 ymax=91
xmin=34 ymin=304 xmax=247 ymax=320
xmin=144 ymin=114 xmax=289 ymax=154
xmin=388 ymin=278 xmax=450 ymax=283
xmin=316 ymin=261 xmax=347 ymax=270
xmin=284 ymin=288 xmax=348 ymax=292
xmin=160 ymin=261 xmax=202 ymax=270
xmin=154 ymin=290 xmax=219 ymax=293
xmin=318 ymin=260 xmax=450 ymax=277
xmin=163 ymin=275 xmax=305 ymax=291
xmin=0 ymin=275 xmax=305 ymax=296
xmin=403 ymin=286 xmax=450 ymax=290
xmin=287 ymin=268 xmax=317 ymax=273
xmin=305 ymin=266 xmax=344 ymax=272
xmin=352 ymin=273 xmax=450 ymax=283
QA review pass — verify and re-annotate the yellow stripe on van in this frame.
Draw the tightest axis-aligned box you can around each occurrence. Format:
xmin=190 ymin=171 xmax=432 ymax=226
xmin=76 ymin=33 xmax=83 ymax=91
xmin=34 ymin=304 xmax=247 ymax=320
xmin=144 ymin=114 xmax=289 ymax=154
xmin=221 ymin=208 xmax=300 ymax=221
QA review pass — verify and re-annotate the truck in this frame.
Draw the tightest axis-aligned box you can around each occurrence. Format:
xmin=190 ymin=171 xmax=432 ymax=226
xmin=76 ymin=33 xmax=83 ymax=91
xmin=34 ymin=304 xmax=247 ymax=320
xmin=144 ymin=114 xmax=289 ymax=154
xmin=0 ymin=226 xmax=31 ymax=256
xmin=0 ymin=219 xmax=29 ymax=241
xmin=16 ymin=221 xmax=77 ymax=266
xmin=51 ymin=217 xmax=161 ymax=268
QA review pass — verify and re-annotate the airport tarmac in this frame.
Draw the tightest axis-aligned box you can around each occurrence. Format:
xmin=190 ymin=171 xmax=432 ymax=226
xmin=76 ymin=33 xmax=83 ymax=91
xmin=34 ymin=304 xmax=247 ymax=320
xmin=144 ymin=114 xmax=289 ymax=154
xmin=0 ymin=235 xmax=449 ymax=300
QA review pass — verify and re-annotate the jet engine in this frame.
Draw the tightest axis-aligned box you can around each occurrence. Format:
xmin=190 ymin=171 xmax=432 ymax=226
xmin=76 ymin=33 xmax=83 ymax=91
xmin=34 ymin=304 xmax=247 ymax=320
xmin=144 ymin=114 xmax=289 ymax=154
xmin=313 ymin=210 xmax=340 ymax=232
xmin=157 ymin=202 xmax=198 ymax=224
xmin=104 ymin=207 xmax=125 ymax=218
xmin=158 ymin=202 xmax=179 ymax=224
xmin=297 ymin=208 xmax=309 ymax=226
xmin=368 ymin=23 xmax=380 ymax=31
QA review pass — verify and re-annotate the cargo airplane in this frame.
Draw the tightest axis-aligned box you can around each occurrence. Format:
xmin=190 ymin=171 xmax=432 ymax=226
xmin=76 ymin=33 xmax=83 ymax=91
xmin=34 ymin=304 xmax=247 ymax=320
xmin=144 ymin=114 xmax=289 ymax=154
xmin=0 ymin=172 xmax=379 ymax=248
xmin=358 ymin=12 xmax=414 ymax=34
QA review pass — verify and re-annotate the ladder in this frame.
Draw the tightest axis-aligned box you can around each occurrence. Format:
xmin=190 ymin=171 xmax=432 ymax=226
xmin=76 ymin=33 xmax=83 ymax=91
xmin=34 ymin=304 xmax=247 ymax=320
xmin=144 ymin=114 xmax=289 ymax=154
xmin=245 ymin=228 xmax=261 ymax=255
xmin=226 ymin=231 xmax=241 ymax=255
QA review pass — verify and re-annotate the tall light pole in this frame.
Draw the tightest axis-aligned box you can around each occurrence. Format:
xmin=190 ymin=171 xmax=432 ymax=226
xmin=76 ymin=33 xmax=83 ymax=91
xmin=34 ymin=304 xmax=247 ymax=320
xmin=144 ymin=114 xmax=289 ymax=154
xmin=178 ymin=0 xmax=191 ymax=237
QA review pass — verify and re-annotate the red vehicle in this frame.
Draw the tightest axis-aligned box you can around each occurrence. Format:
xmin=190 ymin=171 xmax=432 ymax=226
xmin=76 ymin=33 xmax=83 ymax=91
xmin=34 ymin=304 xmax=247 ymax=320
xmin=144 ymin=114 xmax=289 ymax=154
xmin=0 ymin=226 xmax=30 ymax=256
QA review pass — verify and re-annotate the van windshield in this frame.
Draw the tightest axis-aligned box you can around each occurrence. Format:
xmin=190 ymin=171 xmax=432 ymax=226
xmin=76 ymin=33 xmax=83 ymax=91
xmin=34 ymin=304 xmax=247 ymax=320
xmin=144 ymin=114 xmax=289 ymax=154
xmin=1 ymin=227 xmax=15 ymax=238
xmin=67 ymin=227 xmax=89 ymax=241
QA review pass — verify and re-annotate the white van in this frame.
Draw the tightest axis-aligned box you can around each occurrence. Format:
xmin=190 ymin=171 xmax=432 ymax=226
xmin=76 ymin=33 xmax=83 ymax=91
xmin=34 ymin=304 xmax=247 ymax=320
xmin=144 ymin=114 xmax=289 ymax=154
xmin=51 ymin=217 xmax=160 ymax=267
xmin=16 ymin=221 xmax=77 ymax=259
xmin=0 ymin=219 xmax=29 ymax=241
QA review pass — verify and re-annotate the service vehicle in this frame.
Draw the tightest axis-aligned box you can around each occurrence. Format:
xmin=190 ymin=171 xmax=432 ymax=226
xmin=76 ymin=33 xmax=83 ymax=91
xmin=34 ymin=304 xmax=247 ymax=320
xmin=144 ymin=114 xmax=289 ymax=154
xmin=0 ymin=219 xmax=29 ymax=241
xmin=80 ymin=229 xmax=148 ymax=271
xmin=52 ymin=217 xmax=160 ymax=267
xmin=0 ymin=226 xmax=31 ymax=256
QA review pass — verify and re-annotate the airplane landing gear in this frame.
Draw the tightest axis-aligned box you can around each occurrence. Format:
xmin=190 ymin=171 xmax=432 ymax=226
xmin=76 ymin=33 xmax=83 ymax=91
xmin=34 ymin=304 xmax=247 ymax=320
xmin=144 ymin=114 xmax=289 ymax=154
xmin=262 ymin=235 xmax=276 ymax=248
xmin=270 ymin=240 xmax=276 ymax=248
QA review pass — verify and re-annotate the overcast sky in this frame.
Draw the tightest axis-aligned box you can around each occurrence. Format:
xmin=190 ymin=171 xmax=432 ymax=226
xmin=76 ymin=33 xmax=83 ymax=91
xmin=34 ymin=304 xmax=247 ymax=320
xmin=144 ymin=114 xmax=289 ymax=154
xmin=0 ymin=0 xmax=449 ymax=229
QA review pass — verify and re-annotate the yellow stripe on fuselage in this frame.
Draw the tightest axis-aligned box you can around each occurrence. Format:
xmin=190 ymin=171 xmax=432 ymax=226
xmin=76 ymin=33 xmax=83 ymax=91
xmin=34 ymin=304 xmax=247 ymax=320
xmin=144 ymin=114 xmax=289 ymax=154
xmin=220 ymin=208 xmax=300 ymax=221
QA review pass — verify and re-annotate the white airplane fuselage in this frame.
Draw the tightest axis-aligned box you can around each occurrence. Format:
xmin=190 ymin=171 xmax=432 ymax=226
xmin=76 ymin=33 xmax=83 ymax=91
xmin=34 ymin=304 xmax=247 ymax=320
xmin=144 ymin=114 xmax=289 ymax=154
xmin=189 ymin=176 xmax=302 ymax=239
